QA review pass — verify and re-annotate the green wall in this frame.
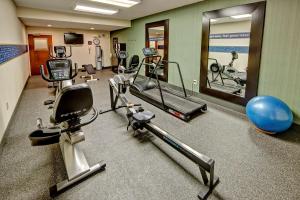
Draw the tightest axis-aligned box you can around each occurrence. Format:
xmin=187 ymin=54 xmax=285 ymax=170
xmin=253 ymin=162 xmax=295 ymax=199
xmin=111 ymin=0 xmax=300 ymax=124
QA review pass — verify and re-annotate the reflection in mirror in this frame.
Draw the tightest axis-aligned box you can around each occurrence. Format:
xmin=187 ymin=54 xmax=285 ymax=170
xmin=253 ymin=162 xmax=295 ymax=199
xmin=145 ymin=19 xmax=169 ymax=82
xmin=207 ymin=15 xmax=252 ymax=97
xmin=148 ymin=26 xmax=165 ymax=77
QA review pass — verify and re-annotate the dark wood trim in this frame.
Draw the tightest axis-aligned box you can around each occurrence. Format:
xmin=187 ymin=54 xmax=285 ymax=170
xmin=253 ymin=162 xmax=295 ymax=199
xmin=145 ymin=19 xmax=169 ymax=81
xmin=200 ymin=1 xmax=266 ymax=106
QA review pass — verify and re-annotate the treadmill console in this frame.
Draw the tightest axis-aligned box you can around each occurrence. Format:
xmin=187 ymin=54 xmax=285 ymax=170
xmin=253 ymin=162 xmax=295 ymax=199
xmin=142 ymin=48 xmax=158 ymax=57
xmin=46 ymin=59 xmax=72 ymax=81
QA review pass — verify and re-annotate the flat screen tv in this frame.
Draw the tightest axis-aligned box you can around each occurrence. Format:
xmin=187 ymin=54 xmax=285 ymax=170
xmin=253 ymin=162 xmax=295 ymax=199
xmin=64 ymin=33 xmax=84 ymax=44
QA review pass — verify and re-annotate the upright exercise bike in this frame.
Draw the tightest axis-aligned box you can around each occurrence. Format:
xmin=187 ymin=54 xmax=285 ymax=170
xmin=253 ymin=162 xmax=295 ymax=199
xmin=115 ymin=51 xmax=139 ymax=84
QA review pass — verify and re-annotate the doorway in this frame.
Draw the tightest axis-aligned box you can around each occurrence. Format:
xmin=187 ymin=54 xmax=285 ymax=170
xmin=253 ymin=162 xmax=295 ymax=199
xmin=28 ymin=35 xmax=52 ymax=75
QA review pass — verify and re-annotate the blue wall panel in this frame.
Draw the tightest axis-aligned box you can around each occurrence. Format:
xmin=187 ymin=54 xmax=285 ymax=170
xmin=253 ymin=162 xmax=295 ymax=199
xmin=209 ymin=46 xmax=249 ymax=54
xmin=0 ymin=45 xmax=28 ymax=65
xmin=209 ymin=32 xmax=250 ymax=39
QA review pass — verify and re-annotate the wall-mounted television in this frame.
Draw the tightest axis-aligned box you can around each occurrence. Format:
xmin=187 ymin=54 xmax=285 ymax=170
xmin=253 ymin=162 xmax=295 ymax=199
xmin=64 ymin=33 xmax=84 ymax=44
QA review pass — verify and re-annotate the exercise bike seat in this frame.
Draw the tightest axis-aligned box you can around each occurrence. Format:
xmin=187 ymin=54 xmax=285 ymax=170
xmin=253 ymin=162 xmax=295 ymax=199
xmin=132 ymin=111 xmax=155 ymax=123
xmin=51 ymin=83 xmax=93 ymax=124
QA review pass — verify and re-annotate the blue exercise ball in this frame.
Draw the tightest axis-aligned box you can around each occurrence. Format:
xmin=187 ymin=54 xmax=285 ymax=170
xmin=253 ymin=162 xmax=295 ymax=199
xmin=246 ymin=96 xmax=293 ymax=133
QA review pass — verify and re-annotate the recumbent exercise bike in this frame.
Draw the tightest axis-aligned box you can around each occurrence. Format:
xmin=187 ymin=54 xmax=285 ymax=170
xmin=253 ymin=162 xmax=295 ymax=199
xmin=29 ymin=59 xmax=106 ymax=197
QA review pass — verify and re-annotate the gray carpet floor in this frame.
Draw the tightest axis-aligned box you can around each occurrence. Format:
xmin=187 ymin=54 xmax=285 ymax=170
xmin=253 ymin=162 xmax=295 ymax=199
xmin=0 ymin=70 xmax=299 ymax=200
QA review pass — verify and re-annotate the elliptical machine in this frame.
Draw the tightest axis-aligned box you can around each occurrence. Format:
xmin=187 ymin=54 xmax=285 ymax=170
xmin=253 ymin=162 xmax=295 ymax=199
xmin=29 ymin=59 xmax=106 ymax=197
xmin=43 ymin=46 xmax=78 ymax=105
xmin=116 ymin=51 xmax=139 ymax=84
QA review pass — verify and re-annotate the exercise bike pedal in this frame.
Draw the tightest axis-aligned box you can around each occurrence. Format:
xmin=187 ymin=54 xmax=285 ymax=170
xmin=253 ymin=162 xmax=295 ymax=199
xmin=29 ymin=128 xmax=61 ymax=146
xmin=44 ymin=99 xmax=55 ymax=105
xmin=137 ymin=107 xmax=144 ymax=112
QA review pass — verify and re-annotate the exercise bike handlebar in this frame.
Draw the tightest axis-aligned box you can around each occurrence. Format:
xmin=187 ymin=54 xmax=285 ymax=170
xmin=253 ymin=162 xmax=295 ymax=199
xmin=61 ymin=107 xmax=98 ymax=133
xmin=66 ymin=46 xmax=72 ymax=58
xmin=40 ymin=65 xmax=54 ymax=82
xmin=71 ymin=63 xmax=78 ymax=79
xmin=40 ymin=64 xmax=78 ymax=82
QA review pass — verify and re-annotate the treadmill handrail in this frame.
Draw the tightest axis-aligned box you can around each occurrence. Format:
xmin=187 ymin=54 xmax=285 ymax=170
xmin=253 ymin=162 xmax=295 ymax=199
xmin=160 ymin=60 xmax=187 ymax=98
xmin=71 ymin=63 xmax=78 ymax=79
xmin=150 ymin=56 xmax=166 ymax=109
xmin=132 ymin=56 xmax=166 ymax=109
xmin=132 ymin=55 xmax=183 ymax=110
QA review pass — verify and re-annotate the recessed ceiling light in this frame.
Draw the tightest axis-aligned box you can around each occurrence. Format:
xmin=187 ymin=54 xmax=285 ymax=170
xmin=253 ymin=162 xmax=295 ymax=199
xmin=210 ymin=19 xmax=217 ymax=22
xmin=231 ymin=14 xmax=252 ymax=19
xmin=90 ymin=0 xmax=140 ymax=8
xmin=47 ymin=24 xmax=52 ymax=27
xmin=74 ymin=4 xmax=119 ymax=15
xmin=90 ymin=27 xmax=95 ymax=30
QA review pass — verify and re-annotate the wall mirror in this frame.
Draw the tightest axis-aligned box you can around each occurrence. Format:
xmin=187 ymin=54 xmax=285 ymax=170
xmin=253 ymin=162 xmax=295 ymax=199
xmin=200 ymin=2 xmax=266 ymax=105
xmin=145 ymin=19 xmax=169 ymax=81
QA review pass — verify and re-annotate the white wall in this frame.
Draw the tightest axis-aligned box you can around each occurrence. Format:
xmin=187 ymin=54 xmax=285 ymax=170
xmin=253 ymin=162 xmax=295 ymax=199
xmin=27 ymin=27 xmax=111 ymax=68
xmin=0 ymin=0 xmax=30 ymax=141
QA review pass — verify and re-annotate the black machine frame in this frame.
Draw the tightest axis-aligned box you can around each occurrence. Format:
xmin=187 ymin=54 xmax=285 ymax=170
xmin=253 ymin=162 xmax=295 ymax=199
xmin=130 ymin=50 xmax=207 ymax=121
xmin=108 ymin=77 xmax=219 ymax=199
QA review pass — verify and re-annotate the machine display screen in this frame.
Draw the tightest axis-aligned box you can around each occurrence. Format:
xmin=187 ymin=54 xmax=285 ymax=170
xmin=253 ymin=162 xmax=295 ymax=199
xmin=64 ymin=33 xmax=84 ymax=44
xmin=55 ymin=63 xmax=67 ymax=68
xmin=47 ymin=60 xmax=71 ymax=80
xmin=143 ymin=48 xmax=157 ymax=56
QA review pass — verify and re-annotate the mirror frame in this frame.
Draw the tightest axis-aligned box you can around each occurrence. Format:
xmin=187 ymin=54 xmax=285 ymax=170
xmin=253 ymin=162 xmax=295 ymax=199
xmin=145 ymin=19 xmax=169 ymax=81
xmin=200 ymin=2 xmax=266 ymax=106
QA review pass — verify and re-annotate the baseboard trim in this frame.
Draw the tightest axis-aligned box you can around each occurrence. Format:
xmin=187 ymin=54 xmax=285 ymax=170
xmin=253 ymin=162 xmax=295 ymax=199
xmin=0 ymin=75 xmax=30 ymax=154
xmin=102 ymin=66 xmax=114 ymax=70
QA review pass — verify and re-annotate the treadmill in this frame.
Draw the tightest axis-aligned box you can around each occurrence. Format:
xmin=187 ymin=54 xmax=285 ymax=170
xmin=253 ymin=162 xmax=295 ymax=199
xmin=130 ymin=48 xmax=207 ymax=122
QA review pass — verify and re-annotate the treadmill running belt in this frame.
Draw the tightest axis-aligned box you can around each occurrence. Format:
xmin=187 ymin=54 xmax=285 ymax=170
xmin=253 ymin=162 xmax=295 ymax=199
xmin=143 ymin=88 xmax=203 ymax=114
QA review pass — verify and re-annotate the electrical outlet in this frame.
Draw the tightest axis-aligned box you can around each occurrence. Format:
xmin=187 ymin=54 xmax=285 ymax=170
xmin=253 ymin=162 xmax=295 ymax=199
xmin=193 ymin=80 xmax=198 ymax=85
xmin=6 ymin=102 xmax=9 ymax=110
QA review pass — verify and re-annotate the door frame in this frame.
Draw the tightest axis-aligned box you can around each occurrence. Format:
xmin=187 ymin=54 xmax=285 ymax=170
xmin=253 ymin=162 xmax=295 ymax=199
xmin=145 ymin=19 xmax=169 ymax=81
xmin=28 ymin=34 xmax=53 ymax=75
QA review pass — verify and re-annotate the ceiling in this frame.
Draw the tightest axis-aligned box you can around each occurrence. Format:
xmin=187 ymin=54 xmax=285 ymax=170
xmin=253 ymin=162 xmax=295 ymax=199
xmin=22 ymin=18 xmax=124 ymax=31
xmin=211 ymin=16 xmax=252 ymax=25
xmin=15 ymin=0 xmax=204 ymax=31
xmin=14 ymin=0 xmax=204 ymax=20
